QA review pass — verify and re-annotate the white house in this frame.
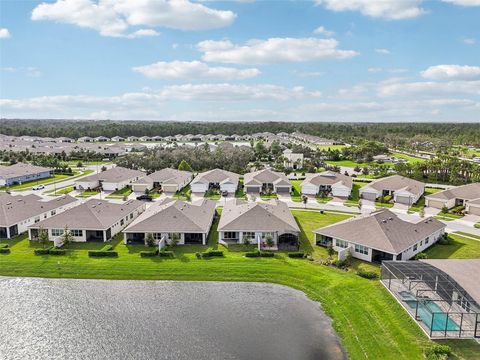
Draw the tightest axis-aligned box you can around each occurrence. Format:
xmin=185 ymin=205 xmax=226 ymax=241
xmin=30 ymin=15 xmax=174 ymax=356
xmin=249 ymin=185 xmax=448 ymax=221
xmin=425 ymin=183 xmax=480 ymax=210
xmin=301 ymin=171 xmax=352 ymax=198
xmin=243 ymin=169 xmax=291 ymax=194
xmin=282 ymin=149 xmax=304 ymax=169
xmin=190 ymin=169 xmax=239 ymax=194
xmin=131 ymin=168 xmax=192 ymax=193
xmin=359 ymin=175 xmax=425 ymax=205
xmin=75 ymin=166 xmax=145 ymax=191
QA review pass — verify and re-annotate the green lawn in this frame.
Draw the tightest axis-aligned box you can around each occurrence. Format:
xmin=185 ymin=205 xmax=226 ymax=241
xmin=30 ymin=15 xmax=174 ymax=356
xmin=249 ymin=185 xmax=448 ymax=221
xmin=173 ymin=185 xmax=191 ymax=200
xmin=391 ymin=152 xmax=427 ymax=164
xmin=235 ymin=179 xmax=246 ymax=199
xmin=45 ymin=185 xmax=75 ymax=196
xmin=77 ymin=190 xmax=97 ymax=198
xmin=346 ymin=181 xmax=369 ymax=205
xmin=0 ymin=210 xmax=477 ymax=359
xmin=316 ymin=144 xmax=348 ymax=151
xmin=454 ymin=232 xmax=480 ymax=241
xmin=409 ymin=188 xmax=443 ymax=212
xmin=0 ymin=171 xmax=81 ymax=191
xmin=106 ymin=186 xmax=133 ymax=199
xmin=326 ymin=160 xmax=367 ymax=167
xmin=290 ymin=180 xmax=303 ymax=202
xmin=425 ymin=234 xmax=480 ymax=259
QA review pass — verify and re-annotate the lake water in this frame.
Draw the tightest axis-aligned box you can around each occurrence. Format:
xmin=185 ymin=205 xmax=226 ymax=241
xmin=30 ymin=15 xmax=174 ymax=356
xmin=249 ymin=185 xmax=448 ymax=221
xmin=0 ymin=278 xmax=346 ymax=360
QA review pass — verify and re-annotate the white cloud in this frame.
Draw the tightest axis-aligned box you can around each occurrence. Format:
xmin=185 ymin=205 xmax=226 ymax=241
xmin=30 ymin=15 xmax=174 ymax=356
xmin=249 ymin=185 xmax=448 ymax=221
xmin=368 ymin=67 xmax=383 ymax=73
xmin=462 ymin=38 xmax=476 ymax=45
xmin=378 ymin=78 xmax=480 ymax=97
xmin=313 ymin=26 xmax=335 ymax=37
xmin=294 ymin=70 xmax=325 ymax=77
xmin=0 ymin=28 xmax=11 ymax=39
xmin=126 ymin=29 xmax=160 ymax=38
xmin=197 ymin=37 xmax=358 ymax=64
xmin=375 ymin=48 xmax=390 ymax=55
xmin=337 ymin=84 xmax=368 ymax=97
xmin=442 ymin=0 xmax=480 ymax=6
xmin=421 ymin=65 xmax=480 ymax=80
xmin=315 ymin=0 xmax=426 ymax=20
xmin=1 ymin=67 xmax=41 ymax=77
xmin=132 ymin=60 xmax=260 ymax=80
xmin=31 ymin=0 xmax=236 ymax=37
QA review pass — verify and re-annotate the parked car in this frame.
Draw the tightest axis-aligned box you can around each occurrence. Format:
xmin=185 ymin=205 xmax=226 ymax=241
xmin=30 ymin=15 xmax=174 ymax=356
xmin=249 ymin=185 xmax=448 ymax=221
xmin=221 ymin=191 xmax=229 ymax=197
xmin=32 ymin=184 xmax=45 ymax=190
xmin=136 ymin=194 xmax=153 ymax=201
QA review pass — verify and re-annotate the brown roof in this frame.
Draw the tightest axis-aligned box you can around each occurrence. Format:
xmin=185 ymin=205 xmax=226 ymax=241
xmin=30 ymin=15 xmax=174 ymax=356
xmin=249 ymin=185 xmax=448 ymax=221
xmin=363 ymin=175 xmax=424 ymax=196
xmin=426 ymin=183 xmax=480 ymax=202
xmin=124 ymin=198 xmax=216 ymax=233
xmin=218 ymin=199 xmax=300 ymax=233
xmin=420 ymin=259 xmax=480 ymax=305
xmin=314 ymin=209 xmax=445 ymax=254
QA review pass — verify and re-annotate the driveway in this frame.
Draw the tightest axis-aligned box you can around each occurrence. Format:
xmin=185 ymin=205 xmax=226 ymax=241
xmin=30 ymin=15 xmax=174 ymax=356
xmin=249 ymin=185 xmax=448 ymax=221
xmin=391 ymin=202 xmax=409 ymax=213
xmin=456 ymin=214 xmax=480 ymax=226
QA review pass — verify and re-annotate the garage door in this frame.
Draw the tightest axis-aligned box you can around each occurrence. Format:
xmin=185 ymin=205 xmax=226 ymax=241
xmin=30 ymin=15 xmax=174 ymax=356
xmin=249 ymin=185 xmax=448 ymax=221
xmin=468 ymin=206 xmax=480 ymax=215
xmin=276 ymin=186 xmax=290 ymax=193
xmin=132 ymin=184 xmax=148 ymax=193
xmin=162 ymin=185 xmax=178 ymax=193
xmin=426 ymin=199 xmax=445 ymax=209
xmin=361 ymin=192 xmax=377 ymax=201
xmin=246 ymin=186 xmax=260 ymax=193
xmin=395 ymin=195 xmax=412 ymax=205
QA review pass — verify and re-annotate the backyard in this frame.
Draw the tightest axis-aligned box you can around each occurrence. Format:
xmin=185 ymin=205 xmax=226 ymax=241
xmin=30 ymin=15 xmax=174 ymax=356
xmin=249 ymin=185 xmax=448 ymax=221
xmin=0 ymin=209 xmax=478 ymax=360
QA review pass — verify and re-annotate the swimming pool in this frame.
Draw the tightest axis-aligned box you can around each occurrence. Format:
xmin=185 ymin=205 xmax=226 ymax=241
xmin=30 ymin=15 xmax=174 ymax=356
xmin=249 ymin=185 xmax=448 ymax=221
xmin=399 ymin=291 xmax=459 ymax=332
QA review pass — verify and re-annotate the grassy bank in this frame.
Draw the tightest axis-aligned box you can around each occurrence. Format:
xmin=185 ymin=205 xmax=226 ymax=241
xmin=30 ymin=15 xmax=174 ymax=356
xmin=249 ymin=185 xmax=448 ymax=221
xmin=0 ymin=210 xmax=477 ymax=359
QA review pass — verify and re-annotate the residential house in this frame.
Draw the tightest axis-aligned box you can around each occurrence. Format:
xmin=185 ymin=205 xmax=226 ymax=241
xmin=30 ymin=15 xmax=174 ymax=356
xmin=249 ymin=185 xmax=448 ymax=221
xmin=123 ymin=198 xmax=216 ymax=245
xmin=94 ymin=136 xmax=110 ymax=142
xmin=0 ymin=163 xmax=53 ymax=187
xmin=282 ymin=149 xmax=304 ymax=169
xmin=127 ymin=136 xmax=139 ymax=142
xmin=301 ymin=171 xmax=353 ymax=198
xmin=132 ymin=168 xmax=192 ymax=193
xmin=425 ymin=183 xmax=480 ymax=210
xmin=465 ymin=198 xmax=480 ymax=215
xmin=0 ymin=194 xmax=78 ymax=239
xmin=218 ymin=199 xmax=300 ymax=250
xmin=243 ymin=169 xmax=291 ymax=194
xmin=74 ymin=166 xmax=145 ymax=191
xmin=359 ymin=175 xmax=425 ymax=205
xmin=111 ymin=136 xmax=125 ymax=142
xmin=190 ymin=169 xmax=240 ymax=194
xmin=56 ymin=137 xmax=74 ymax=143
xmin=314 ymin=209 xmax=445 ymax=263
xmin=78 ymin=136 xmax=94 ymax=143
xmin=29 ymin=199 xmax=145 ymax=243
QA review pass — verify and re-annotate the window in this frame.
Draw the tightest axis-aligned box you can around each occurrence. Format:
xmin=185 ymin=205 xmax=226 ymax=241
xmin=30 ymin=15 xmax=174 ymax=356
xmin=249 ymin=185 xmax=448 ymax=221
xmin=71 ymin=229 xmax=83 ymax=237
xmin=223 ymin=232 xmax=238 ymax=240
xmin=335 ymin=239 xmax=348 ymax=248
xmin=242 ymin=232 xmax=255 ymax=240
xmin=413 ymin=244 xmax=418 ymax=251
xmin=130 ymin=213 xmax=133 ymax=219
xmin=51 ymin=228 xmax=64 ymax=237
xmin=51 ymin=210 xmax=56 ymax=216
xmin=354 ymin=244 xmax=369 ymax=255
xmin=44 ymin=214 xmax=47 ymax=219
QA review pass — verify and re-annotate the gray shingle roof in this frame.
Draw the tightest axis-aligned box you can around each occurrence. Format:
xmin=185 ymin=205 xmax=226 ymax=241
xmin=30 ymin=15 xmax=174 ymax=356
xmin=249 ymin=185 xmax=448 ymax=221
xmin=426 ymin=183 xmax=480 ymax=201
xmin=301 ymin=171 xmax=352 ymax=188
xmin=218 ymin=199 xmax=300 ymax=233
xmin=124 ymin=198 xmax=216 ymax=233
xmin=362 ymin=175 xmax=424 ymax=196
xmin=78 ymin=166 xmax=145 ymax=184
xmin=0 ymin=163 xmax=52 ymax=180
xmin=29 ymin=199 xmax=143 ymax=230
xmin=134 ymin=168 xmax=192 ymax=186
xmin=244 ymin=169 xmax=290 ymax=186
xmin=192 ymin=169 xmax=239 ymax=185
xmin=314 ymin=209 xmax=445 ymax=254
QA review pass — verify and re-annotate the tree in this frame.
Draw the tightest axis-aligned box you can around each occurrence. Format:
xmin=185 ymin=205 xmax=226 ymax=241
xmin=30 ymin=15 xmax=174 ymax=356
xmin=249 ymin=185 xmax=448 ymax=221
xmin=178 ymin=159 xmax=193 ymax=172
xmin=327 ymin=243 xmax=335 ymax=258
xmin=242 ymin=234 xmax=251 ymax=245
xmin=76 ymin=161 xmax=83 ymax=168
xmin=265 ymin=234 xmax=274 ymax=248
xmin=38 ymin=226 xmax=50 ymax=249
xmin=145 ymin=233 xmax=155 ymax=247
xmin=302 ymin=195 xmax=308 ymax=208
xmin=61 ymin=226 xmax=74 ymax=247
xmin=441 ymin=205 xmax=448 ymax=214
xmin=169 ymin=233 xmax=180 ymax=247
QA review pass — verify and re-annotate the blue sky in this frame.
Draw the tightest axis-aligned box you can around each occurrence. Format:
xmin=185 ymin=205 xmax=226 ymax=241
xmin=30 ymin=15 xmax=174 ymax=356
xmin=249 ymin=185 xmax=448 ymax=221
xmin=0 ymin=0 xmax=479 ymax=122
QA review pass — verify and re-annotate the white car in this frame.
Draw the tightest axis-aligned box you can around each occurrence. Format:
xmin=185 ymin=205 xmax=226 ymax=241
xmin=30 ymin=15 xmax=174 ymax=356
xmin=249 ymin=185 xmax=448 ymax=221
xmin=32 ymin=184 xmax=45 ymax=190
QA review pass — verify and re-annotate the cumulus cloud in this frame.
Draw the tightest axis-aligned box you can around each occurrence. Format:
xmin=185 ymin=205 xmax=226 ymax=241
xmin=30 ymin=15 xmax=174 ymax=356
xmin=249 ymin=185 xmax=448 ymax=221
xmin=313 ymin=26 xmax=335 ymax=36
xmin=421 ymin=65 xmax=480 ymax=80
xmin=442 ymin=0 xmax=480 ymax=6
xmin=315 ymin=0 xmax=426 ymax=20
xmin=132 ymin=60 xmax=260 ymax=80
xmin=375 ymin=48 xmax=390 ymax=55
xmin=377 ymin=78 xmax=480 ymax=97
xmin=462 ymin=38 xmax=476 ymax=45
xmin=0 ymin=28 xmax=11 ymax=39
xmin=31 ymin=0 xmax=236 ymax=37
xmin=197 ymin=37 xmax=358 ymax=64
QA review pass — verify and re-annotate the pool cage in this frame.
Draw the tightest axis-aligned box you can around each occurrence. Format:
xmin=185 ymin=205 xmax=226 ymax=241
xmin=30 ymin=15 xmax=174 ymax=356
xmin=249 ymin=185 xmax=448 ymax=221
xmin=381 ymin=261 xmax=480 ymax=339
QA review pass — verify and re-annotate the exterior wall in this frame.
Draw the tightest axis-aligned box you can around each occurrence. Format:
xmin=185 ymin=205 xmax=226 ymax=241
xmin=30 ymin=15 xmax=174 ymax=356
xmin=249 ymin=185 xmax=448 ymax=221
xmin=191 ymin=182 xmax=208 ymax=193
xmin=1 ymin=170 xmax=52 ymax=186
xmin=245 ymin=185 xmax=261 ymax=193
xmin=395 ymin=191 xmax=421 ymax=205
xmin=360 ymin=190 xmax=378 ymax=201
xmin=400 ymin=228 xmax=444 ymax=260
xmin=75 ymin=180 xmax=99 ymax=190
xmin=466 ymin=203 xmax=480 ymax=215
xmin=162 ymin=184 xmax=179 ymax=193
xmin=331 ymin=185 xmax=351 ymax=197
xmin=218 ymin=230 xmax=277 ymax=245
xmin=220 ymin=182 xmax=237 ymax=193
xmin=274 ymin=185 xmax=291 ymax=193
xmin=425 ymin=198 xmax=454 ymax=209
xmin=301 ymin=184 xmax=319 ymax=195
xmin=132 ymin=183 xmax=151 ymax=193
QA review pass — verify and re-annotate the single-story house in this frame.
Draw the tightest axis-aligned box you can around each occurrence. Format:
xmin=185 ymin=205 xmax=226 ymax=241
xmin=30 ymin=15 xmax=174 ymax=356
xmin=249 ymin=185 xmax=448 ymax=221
xmin=314 ymin=209 xmax=445 ymax=263
xmin=29 ymin=199 xmax=145 ymax=243
xmin=78 ymin=136 xmax=93 ymax=143
xmin=127 ymin=136 xmax=139 ymax=142
xmin=283 ymin=149 xmax=304 ymax=169
xmin=0 ymin=194 xmax=78 ymax=239
xmin=132 ymin=168 xmax=192 ymax=193
xmin=123 ymin=198 xmax=216 ymax=245
xmin=218 ymin=199 xmax=300 ymax=250
xmin=111 ymin=136 xmax=125 ymax=142
xmin=0 ymin=163 xmax=53 ymax=187
xmin=243 ymin=169 xmax=291 ymax=194
xmin=359 ymin=175 xmax=425 ymax=205
xmin=301 ymin=171 xmax=352 ymax=198
xmin=190 ymin=169 xmax=239 ymax=194
xmin=465 ymin=198 xmax=480 ymax=215
xmin=94 ymin=136 xmax=110 ymax=142
xmin=425 ymin=183 xmax=480 ymax=210
xmin=74 ymin=166 xmax=145 ymax=191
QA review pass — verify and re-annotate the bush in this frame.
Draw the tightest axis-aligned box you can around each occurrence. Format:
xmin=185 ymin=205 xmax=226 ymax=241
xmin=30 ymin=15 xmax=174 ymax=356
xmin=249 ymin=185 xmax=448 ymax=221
xmin=438 ymin=236 xmax=451 ymax=245
xmin=415 ymin=252 xmax=428 ymax=260
xmin=245 ymin=250 xmax=274 ymax=258
xmin=34 ymin=247 xmax=53 ymax=255
xmin=0 ymin=248 xmax=10 ymax=254
xmin=197 ymin=250 xmax=224 ymax=259
xmin=0 ymin=243 xmax=8 ymax=249
xmin=88 ymin=244 xmax=117 ymax=257
xmin=48 ymin=248 xmax=66 ymax=255
xmin=424 ymin=344 xmax=451 ymax=360
xmin=140 ymin=249 xmax=158 ymax=257
xmin=158 ymin=250 xmax=175 ymax=258
xmin=288 ymin=252 xmax=306 ymax=258
xmin=357 ymin=268 xmax=378 ymax=279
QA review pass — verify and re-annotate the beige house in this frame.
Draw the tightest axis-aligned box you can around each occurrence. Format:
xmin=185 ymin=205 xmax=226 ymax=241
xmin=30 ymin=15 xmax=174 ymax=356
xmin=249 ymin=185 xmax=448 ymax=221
xmin=0 ymin=163 xmax=53 ymax=187
xmin=314 ymin=209 xmax=445 ymax=263
xmin=301 ymin=171 xmax=353 ymax=198
xmin=190 ymin=169 xmax=240 ymax=194
xmin=282 ymin=149 xmax=304 ymax=169
xmin=243 ymin=169 xmax=291 ymax=194
xmin=359 ymin=175 xmax=425 ymax=205
xmin=123 ymin=198 xmax=216 ymax=245
xmin=218 ymin=199 xmax=300 ymax=250
xmin=132 ymin=168 xmax=192 ymax=193
xmin=465 ymin=198 xmax=480 ymax=216
xmin=74 ymin=166 xmax=145 ymax=191
xmin=425 ymin=183 xmax=480 ymax=211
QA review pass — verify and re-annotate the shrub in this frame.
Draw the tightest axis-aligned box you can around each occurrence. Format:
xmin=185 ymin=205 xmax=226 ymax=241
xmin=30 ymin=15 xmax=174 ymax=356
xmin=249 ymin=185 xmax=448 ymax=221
xmin=88 ymin=244 xmax=117 ymax=257
xmin=48 ymin=248 xmax=66 ymax=255
xmin=357 ymin=268 xmax=378 ymax=280
xmin=158 ymin=250 xmax=175 ymax=258
xmin=245 ymin=250 xmax=274 ymax=258
xmin=0 ymin=243 xmax=8 ymax=249
xmin=0 ymin=248 xmax=10 ymax=254
xmin=288 ymin=252 xmax=306 ymax=258
xmin=424 ymin=344 xmax=451 ymax=360
xmin=415 ymin=252 xmax=428 ymax=260
xmin=197 ymin=250 xmax=224 ymax=259
xmin=34 ymin=247 xmax=53 ymax=255
xmin=140 ymin=249 xmax=158 ymax=257
xmin=438 ymin=236 xmax=451 ymax=245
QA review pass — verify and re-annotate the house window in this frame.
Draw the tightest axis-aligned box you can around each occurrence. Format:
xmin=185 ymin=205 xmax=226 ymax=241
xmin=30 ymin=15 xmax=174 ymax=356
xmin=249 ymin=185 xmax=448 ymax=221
xmin=51 ymin=228 xmax=64 ymax=237
xmin=335 ymin=239 xmax=348 ymax=248
xmin=51 ymin=210 xmax=56 ymax=216
xmin=420 ymin=240 xmax=423 ymax=246
xmin=71 ymin=229 xmax=83 ymax=237
xmin=223 ymin=232 xmax=238 ymax=240
xmin=44 ymin=214 xmax=47 ymax=219
xmin=413 ymin=244 xmax=418 ymax=251
xmin=262 ymin=232 xmax=274 ymax=239
xmin=242 ymin=232 xmax=255 ymax=240
xmin=354 ymin=244 xmax=369 ymax=255
xmin=130 ymin=213 xmax=133 ymax=219
xmin=153 ymin=233 xmax=163 ymax=240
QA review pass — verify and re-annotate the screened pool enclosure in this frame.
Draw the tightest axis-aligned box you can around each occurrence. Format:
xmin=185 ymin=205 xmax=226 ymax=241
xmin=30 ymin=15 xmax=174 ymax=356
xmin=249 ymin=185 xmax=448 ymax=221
xmin=381 ymin=261 xmax=480 ymax=339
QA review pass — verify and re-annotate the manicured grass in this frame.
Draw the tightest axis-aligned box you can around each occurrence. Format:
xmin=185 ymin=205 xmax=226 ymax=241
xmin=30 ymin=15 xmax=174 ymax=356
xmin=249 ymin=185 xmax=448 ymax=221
xmin=347 ymin=181 xmax=369 ymax=205
xmin=0 ymin=172 xmax=78 ymax=191
xmin=173 ymin=185 xmax=191 ymax=200
xmin=475 ymin=223 xmax=480 ymax=229
xmin=391 ymin=152 xmax=426 ymax=164
xmin=375 ymin=202 xmax=394 ymax=208
xmin=326 ymin=160 xmax=367 ymax=167
xmin=435 ymin=213 xmax=463 ymax=220
xmin=0 ymin=211 xmax=476 ymax=359
xmin=454 ymin=232 xmax=480 ymax=241
xmin=235 ymin=179 xmax=246 ymax=199
xmin=409 ymin=188 xmax=443 ymax=212
xmin=45 ymin=185 xmax=75 ymax=196
xmin=77 ymin=190 xmax=97 ymax=198
xmin=290 ymin=180 xmax=303 ymax=202
xmin=424 ymin=234 xmax=480 ymax=259
xmin=260 ymin=194 xmax=278 ymax=200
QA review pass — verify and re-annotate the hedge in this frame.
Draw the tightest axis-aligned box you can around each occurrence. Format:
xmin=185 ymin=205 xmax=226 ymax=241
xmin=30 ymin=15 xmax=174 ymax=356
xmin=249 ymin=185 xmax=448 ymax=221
xmin=0 ymin=243 xmax=8 ymax=249
xmin=158 ymin=250 xmax=175 ymax=258
xmin=424 ymin=344 xmax=451 ymax=360
xmin=0 ymin=248 xmax=10 ymax=254
xmin=140 ymin=249 xmax=158 ymax=257
xmin=245 ymin=250 xmax=275 ymax=258
xmin=34 ymin=247 xmax=53 ymax=255
xmin=88 ymin=244 xmax=118 ymax=257
xmin=287 ymin=252 xmax=306 ymax=258
xmin=357 ymin=268 xmax=379 ymax=280
xmin=196 ymin=250 xmax=224 ymax=259
xmin=48 ymin=248 xmax=66 ymax=255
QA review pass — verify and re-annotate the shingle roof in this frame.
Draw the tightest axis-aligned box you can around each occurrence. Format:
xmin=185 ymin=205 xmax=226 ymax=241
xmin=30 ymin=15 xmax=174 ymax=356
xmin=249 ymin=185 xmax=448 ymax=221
xmin=147 ymin=168 xmax=192 ymax=185
xmin=244 ymin=169 xmax=290 ymax=186
xmin=426 ymin=183 xmax=480 ymax=202
xmin=29 ymin=199 xmax=143 ymax=230
xmin=314 ymin=209 xmax=445 ymax=254
xmin=0 ymin=163 xmax=52 ymax=180
xmin=218 ymin=199 xmax=300 ymax=233
xmin=78 ymin=166 xmax=145 ymax=184
xmin=191 ymin=168 xmax=239 ymax=185
xmin=124 ymin=198 xmax=216 ymax=233
xmin=301 ymin=171 xmax=352 ymax=188
xmin=0 ymin=194 xmax=77 ymax=227
xmin=362 ymin=175 xmax=424 ymax=196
